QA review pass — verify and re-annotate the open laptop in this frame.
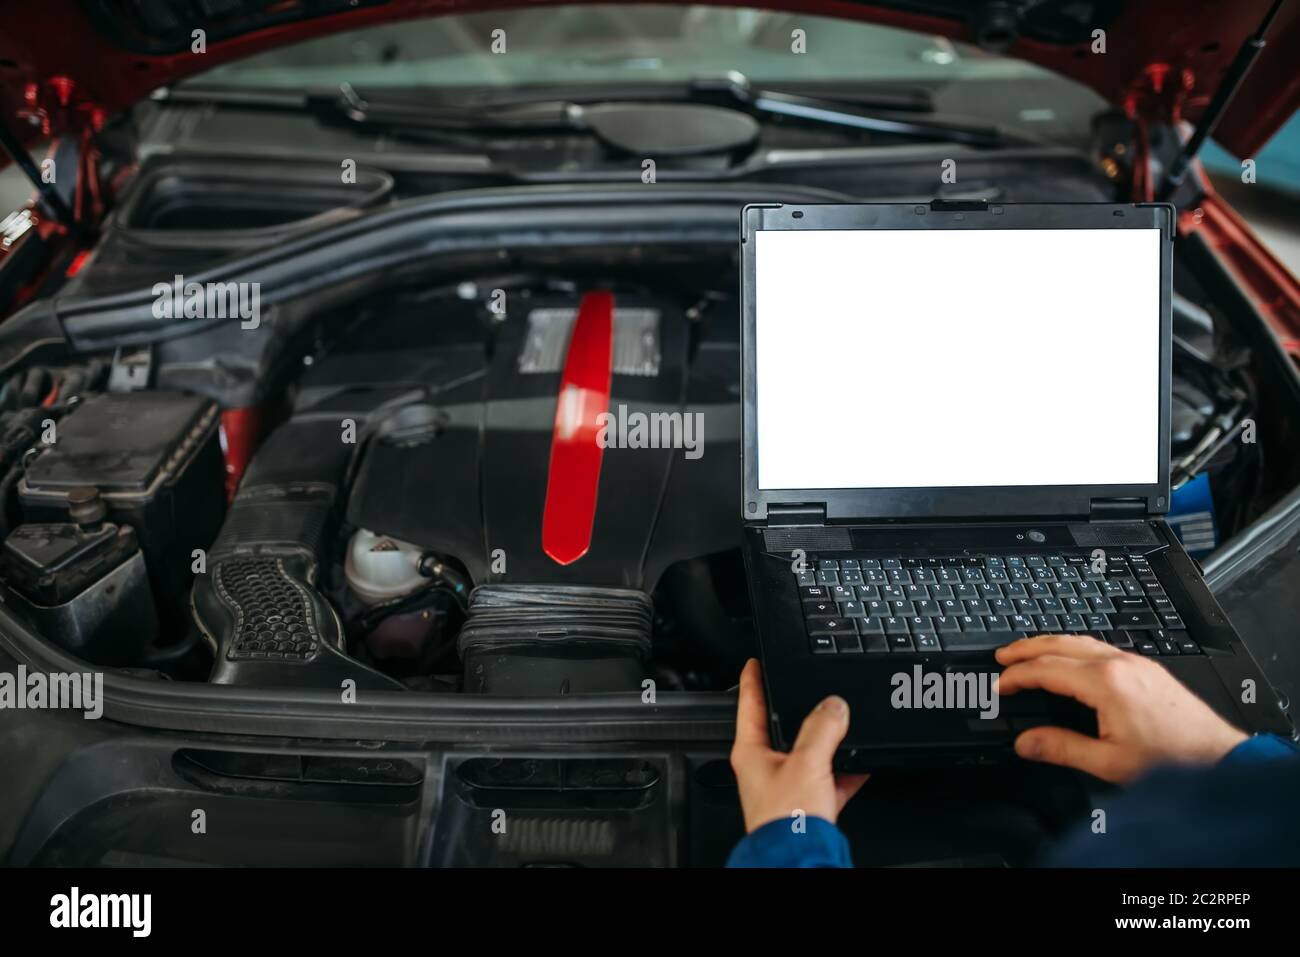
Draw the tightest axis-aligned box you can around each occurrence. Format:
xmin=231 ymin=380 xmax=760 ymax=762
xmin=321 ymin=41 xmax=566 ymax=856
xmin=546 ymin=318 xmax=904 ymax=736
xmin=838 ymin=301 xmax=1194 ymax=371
xmin=740 ymin=200 xmax=1293 ymax=768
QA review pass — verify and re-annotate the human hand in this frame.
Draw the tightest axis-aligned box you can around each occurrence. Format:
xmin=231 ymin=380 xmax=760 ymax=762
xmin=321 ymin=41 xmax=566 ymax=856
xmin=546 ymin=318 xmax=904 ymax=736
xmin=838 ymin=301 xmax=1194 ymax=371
xmin=729 ymin=658 xmax=869 ymax=832
xmin=995 ymin=634 xmax=1248 ymax=783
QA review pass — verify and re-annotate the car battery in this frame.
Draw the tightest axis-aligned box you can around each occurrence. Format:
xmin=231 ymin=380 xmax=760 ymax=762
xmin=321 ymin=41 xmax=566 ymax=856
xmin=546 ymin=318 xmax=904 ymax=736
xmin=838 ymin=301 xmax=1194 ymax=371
xmin=18 ymin=392 xmax=226 ymax=630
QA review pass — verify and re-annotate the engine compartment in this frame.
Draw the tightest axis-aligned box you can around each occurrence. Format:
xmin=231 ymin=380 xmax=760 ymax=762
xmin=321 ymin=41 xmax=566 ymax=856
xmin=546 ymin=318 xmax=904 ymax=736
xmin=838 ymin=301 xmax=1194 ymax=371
xmin=0 ymin=241 xmax=1296 ymax=697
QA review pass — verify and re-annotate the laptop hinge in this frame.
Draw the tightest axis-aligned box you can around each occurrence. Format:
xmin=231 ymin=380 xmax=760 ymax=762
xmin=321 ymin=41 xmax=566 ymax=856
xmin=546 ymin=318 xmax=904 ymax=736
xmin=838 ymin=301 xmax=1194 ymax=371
xmin=767 ymin=504 xmax=826 ymax=526
xmin=1089 ymin=497 xmax=1149 ymax=521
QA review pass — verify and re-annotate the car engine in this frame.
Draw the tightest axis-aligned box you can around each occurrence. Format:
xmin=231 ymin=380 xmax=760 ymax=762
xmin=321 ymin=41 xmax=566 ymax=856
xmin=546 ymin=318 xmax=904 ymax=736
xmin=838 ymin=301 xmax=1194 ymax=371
xmin=0 ymin=265 xmax=1276 ymax=695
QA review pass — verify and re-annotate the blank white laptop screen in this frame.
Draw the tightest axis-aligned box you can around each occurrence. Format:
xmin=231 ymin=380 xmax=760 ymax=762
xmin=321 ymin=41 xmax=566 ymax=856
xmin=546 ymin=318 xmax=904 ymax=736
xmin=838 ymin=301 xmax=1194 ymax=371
xmin=754 ymin=227 xmax=1162 ymax=491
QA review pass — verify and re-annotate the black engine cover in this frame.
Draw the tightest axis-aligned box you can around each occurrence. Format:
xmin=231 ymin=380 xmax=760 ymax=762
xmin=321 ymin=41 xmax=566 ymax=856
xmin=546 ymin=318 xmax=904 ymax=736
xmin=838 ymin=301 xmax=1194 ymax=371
xmin=345 ymin=292 xmax=737 ymax=589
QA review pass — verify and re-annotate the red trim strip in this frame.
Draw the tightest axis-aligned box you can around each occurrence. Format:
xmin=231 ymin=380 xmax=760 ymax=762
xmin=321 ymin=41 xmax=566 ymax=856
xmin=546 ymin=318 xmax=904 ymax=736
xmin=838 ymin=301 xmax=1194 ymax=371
xmin=218 ymin=406 xmax=265 ymax=503
xmin=541 ymin=290 xmax=614 ymax=565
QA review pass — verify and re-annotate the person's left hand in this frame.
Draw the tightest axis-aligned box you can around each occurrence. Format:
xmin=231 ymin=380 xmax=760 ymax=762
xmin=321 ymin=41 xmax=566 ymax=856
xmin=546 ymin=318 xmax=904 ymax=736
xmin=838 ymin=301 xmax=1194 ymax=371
xmin=730 ymin=658 xmax=869 ymax=833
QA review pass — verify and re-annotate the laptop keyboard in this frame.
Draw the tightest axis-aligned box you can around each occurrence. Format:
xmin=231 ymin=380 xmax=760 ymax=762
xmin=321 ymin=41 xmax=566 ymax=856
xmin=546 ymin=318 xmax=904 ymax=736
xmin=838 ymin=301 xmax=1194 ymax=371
xmin=798 ymin=552 xmax=1200 ymax=657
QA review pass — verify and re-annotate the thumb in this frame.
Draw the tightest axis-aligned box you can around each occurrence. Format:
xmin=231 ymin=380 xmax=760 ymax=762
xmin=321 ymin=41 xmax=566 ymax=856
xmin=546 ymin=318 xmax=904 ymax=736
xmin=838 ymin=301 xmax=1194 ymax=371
xmin=790 ymin=695 xmax=851 ymax=766
xmin=1015 ymin=726 xmax=1124 ymax=781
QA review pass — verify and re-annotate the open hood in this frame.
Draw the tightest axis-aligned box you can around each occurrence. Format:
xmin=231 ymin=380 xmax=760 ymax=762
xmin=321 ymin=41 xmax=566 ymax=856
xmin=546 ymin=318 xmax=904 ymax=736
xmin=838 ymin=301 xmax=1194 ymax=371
xmin=0 ymin=0 xmax=1297 ymax=163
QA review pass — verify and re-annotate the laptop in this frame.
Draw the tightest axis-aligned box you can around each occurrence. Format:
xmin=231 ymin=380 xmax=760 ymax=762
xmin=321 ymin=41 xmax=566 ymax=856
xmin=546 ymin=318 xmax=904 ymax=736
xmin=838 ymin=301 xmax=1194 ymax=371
xmin=739 ymin=200 xmax=1293 ymax=768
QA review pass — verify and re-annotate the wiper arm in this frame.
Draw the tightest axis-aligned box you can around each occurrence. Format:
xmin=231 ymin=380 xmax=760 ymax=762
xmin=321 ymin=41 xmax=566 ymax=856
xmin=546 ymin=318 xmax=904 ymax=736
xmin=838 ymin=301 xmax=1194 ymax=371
xmin=158 ymin=84 xmax=582 ymax=135
xmin=330 ymin=83 xmax=580 ymax=133
xmin=687 ymin=72 xmax=1022 ymax=148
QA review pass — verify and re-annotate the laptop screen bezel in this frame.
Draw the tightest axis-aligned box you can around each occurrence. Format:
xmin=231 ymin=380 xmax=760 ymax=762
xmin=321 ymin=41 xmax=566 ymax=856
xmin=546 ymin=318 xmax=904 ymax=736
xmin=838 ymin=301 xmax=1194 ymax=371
xmin=740 ymin=202 xmax=1174 ymax=522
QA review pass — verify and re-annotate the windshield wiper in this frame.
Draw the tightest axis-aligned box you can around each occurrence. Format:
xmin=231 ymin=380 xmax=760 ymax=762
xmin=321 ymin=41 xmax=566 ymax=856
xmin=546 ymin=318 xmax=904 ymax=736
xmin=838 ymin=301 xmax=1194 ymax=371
xmin=330 ymin=82 xmax=581 ymax=133
xmin=686 ymin=72 xmax=1018 ymax=148
xmin=157 ymin=83 xmax=582 ymax=135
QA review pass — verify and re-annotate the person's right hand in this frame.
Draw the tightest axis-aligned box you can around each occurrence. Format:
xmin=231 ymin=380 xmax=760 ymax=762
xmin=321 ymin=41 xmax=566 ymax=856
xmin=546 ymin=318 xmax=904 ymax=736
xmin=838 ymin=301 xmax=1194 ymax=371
xmin=994 ymin=634 xmax=1248 ymax=784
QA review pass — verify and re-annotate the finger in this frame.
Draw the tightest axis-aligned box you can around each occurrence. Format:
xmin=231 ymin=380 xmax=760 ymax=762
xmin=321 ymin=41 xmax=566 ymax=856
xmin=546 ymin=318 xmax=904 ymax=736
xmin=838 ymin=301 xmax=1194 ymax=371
xmin=732 ymin=658 xmax=772 ymax=752
xmin=1014 ymin=726 xmax=1126 ymax=782
xmin=995 ymin=656 xmax=1107 ymax=708
xmin=834 ymin=773 xmax=870 ymax=811
xmin=790 ymin=695 xmax=851 ymax=766
xmin=996 ymin=633 xmax=1119 ymax=666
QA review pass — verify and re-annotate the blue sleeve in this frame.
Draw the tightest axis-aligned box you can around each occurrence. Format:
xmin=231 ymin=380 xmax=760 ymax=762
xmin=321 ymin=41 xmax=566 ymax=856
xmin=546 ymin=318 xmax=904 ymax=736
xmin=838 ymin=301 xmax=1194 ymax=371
xmin=1218 ymin=733 xmax=1300 ymax=768
xmin=1045 ymin=733 xmax=1300 ymax=867
xmin=726 ymin=815 xmax=853 ymax=868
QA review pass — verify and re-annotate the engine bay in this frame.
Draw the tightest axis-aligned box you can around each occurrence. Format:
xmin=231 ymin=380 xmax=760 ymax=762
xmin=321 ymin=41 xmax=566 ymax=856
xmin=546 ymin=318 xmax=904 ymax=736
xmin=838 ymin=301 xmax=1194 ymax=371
xmin=0 ymin=242 xmax=1294 ymax=697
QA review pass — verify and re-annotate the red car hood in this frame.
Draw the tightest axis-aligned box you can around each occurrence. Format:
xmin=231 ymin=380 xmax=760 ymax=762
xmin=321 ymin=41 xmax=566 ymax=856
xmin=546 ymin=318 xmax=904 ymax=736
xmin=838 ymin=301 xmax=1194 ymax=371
xmin=0 ymin=0 xmax=1296 ymax=161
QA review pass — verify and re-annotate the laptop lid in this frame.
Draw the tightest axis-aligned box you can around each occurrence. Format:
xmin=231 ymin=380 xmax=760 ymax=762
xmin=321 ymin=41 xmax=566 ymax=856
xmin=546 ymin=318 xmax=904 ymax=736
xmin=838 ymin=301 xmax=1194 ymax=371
xmin=741 ymin=202 xmax=1174 ymax=523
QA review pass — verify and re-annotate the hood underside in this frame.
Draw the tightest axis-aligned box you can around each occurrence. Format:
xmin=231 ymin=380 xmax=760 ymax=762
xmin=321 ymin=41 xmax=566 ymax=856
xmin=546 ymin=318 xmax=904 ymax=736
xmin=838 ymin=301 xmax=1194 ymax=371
xmin=0 ymin=0 xmax=1296 ymax=167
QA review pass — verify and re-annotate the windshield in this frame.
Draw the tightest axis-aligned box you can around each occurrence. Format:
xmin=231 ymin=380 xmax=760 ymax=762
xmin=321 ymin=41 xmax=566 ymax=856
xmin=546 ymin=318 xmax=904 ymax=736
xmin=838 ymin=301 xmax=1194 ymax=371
xmin=181 ymin=4 xmax=1105 ymax=143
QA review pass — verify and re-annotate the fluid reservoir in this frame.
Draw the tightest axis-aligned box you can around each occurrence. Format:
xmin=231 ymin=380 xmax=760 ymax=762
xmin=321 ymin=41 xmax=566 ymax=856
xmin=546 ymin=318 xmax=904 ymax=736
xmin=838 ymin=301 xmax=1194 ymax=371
xmin=0 ymin=486 xmax=158 ymax=666
xmin=344 ymin=529 xmax=426 ymax=604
